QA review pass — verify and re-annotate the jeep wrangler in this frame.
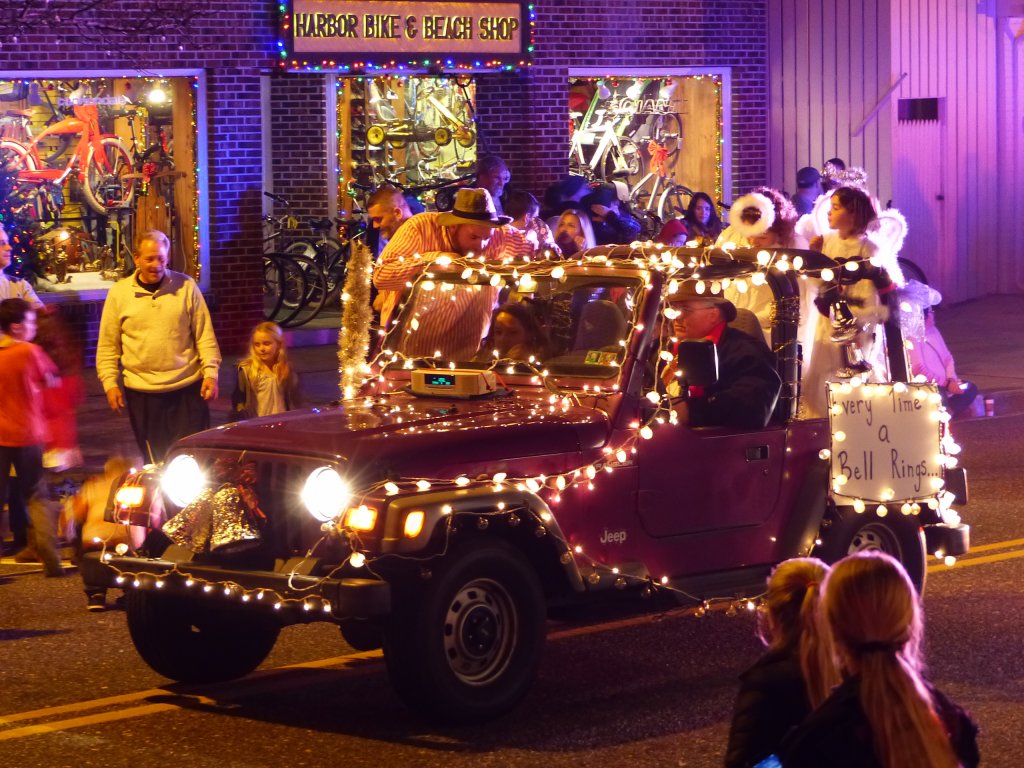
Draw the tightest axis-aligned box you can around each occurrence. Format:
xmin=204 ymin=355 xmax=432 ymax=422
xmin=81 ymin=245 xmax=969 ymax=724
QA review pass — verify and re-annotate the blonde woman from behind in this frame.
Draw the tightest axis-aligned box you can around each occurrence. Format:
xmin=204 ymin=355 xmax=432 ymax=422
xmin=779 ymin=552 xmax=979 ymax=768
xmin=725 ymin=558 xmax=838 ymax=768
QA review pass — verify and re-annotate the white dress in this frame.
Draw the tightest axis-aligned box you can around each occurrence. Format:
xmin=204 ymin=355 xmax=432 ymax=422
xmin=800 ymin=233 xmax=890 ymax=418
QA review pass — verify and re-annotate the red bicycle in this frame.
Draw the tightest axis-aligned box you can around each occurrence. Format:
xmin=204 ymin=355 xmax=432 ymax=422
xmin=0 ymin=99 xmax=135 ymax=216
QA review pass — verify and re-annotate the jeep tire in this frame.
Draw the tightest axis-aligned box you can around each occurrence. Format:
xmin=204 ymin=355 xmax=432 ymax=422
xmin=125 ymin=590 xmax=280 ymax=683
xmin=818 ymin=507 xmax=928 ymax=592
xmin=383 ymin=540 xmax=546 ymax=724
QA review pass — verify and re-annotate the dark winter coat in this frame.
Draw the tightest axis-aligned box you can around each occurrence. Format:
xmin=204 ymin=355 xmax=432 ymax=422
xmin=725 ymin=648 xmax=811 ymax=768
xmin=778 ymin=676 xmax=980 ymax=768
xmin=687 ymin=326 xmax=782 ymax=429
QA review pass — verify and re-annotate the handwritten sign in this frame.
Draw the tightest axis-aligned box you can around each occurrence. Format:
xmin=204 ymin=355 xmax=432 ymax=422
xmin=289 ymin=0 xmax=525 ymax=57
xmin=828 ymin=382 xmax=944 ymax=502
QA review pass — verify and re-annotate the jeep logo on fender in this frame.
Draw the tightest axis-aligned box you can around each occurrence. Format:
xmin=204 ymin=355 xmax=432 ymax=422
xmin=600 ymin=529 xmax=627 ymax=545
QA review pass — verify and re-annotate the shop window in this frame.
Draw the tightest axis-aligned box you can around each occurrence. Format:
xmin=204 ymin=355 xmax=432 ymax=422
xmin=0 ymin=74 xmax=203 ymax=297
xmin=567 ymin=72 xmax=728 ymax=236
xmin=338 ymin=75 xmax=477 ymax=213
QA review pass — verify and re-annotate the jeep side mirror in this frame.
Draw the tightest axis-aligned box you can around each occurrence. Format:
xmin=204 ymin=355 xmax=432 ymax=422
xmin=676 ymin=340 xmax=719 ymax=388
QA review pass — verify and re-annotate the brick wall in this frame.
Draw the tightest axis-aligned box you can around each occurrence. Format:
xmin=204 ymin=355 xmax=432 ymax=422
xmin=1 ymin=0 xmax=770 ymax=355
xmin=0 ymin=0 xmax=277 ymax=354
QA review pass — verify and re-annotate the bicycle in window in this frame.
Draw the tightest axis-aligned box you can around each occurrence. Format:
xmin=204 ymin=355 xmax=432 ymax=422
xmin=0 ymin=84 xmax=135 ymax=216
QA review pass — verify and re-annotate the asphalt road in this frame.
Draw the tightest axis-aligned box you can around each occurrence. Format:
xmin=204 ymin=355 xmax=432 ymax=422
xmin=2 ymin=296 xmax=1023 ymax=767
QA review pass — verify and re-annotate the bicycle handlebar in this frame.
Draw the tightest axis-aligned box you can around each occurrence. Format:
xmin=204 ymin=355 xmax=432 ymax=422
xmin=348 ymin=172 xmax=475 ymax=197
xmin=263 ymin=190 xmax=290 ymax=206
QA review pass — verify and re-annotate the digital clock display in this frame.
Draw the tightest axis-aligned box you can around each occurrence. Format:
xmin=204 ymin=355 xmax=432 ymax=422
xmin=425 ymin=373 xmax=456 ymax=387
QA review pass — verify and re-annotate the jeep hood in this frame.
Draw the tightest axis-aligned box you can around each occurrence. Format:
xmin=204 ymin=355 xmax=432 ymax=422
xmin=174 ymin=391 xmax=611 ymax=477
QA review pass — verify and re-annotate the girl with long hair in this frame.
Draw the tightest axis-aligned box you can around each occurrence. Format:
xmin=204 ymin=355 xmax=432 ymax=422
xmin=683 ymin=191 xmax=722 ymax=244
xmin=230 ymin=321 xmax=302 ymax=420
xmin=780 ymin=552 xmax=979 ymax=767
xmin=725 ymin=558 xmax=838 ymax=768
xmin=801 ymin=186 xmax=895 ymax=417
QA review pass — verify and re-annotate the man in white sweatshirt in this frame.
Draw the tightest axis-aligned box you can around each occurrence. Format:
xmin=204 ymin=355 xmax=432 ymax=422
xmin=96 ymin=230 xmax=221 ymax=462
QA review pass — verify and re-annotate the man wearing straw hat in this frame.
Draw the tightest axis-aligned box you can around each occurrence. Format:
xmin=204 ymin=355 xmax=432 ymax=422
xmin=373 ymin=188 xmax=535 ymax=359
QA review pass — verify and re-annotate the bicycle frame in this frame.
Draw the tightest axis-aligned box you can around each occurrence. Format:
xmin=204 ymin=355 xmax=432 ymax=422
xmin=16 ymin=104 xmax=115 ymax=185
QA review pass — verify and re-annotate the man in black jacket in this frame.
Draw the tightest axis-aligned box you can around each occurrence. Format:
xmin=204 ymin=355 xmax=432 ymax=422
xmin=666 ymin=290 xmax=781 ymax=429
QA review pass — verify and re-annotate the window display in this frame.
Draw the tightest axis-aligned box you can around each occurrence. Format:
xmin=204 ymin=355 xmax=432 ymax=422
xmin=567 ymin=74 xmax=725 ymax=238
xmin=0 ymin=76 xmax=199 ymax=296
xmin=339 ymin=75 xmax=477 ymax=213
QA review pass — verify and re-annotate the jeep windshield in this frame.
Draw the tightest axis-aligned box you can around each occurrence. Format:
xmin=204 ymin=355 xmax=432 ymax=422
xmin=380 ymin=262 xmax=645 ymax=381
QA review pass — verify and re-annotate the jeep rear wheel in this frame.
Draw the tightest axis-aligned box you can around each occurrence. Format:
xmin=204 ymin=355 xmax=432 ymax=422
xmin=125 ymin=590 xmax=280 ymax=683
xmin=383 ymin=541 xmax=546 ymax=724
xmin=818 ymin=508 xmax=927 ymax=592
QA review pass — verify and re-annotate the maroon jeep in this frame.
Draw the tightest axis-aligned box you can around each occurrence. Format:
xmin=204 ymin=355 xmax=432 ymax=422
xmin=82 ymin=246 xmax=969 ymax=724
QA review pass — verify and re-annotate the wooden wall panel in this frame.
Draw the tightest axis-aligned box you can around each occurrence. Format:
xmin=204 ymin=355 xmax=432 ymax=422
xmin=769 ymin=0 xmax=1021 ymax=302
xmin=767 ymin=0 xmax=894 ymax=200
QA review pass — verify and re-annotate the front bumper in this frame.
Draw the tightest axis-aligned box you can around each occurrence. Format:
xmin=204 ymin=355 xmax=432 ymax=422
xmin=79 ymin=550 xmax=391 ymax=619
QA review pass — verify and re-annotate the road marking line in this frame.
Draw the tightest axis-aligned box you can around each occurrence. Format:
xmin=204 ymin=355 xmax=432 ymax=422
xmin=0 ymin=704 xmax=174 ymax=741
xmin=928 ymin=548 xmax=1024 ymax=572
xmin=959 ymin=538 xmax=1024 ymax=554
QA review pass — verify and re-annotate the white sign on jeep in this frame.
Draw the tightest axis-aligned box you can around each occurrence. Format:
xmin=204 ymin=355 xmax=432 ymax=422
xmin=827 ymin=381 xmax=945 ymax=503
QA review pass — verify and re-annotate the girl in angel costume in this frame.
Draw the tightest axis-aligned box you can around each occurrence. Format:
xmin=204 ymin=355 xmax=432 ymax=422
xmin=795 ymin=179 xmax=907 ymax=418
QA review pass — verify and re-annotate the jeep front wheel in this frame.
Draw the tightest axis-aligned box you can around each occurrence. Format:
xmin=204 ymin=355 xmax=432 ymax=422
xmin=125 ymin=590 xmax=280 ymax=683
xmin=817 ymin=507 xmax=928 ymax=592
xmin=383 ymin=540 xmax=546 ymax=724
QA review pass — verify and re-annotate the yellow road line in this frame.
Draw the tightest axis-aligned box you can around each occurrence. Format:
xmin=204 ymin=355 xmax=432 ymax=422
xmin=960 ymin=537 xmax=1024 ymax=554
xmin=0 ymin=689 xmax=171 ymax=725
xmin=0 ymin=651 xmax=385 ymax=740
xmin=928 ymin=547 xmax=1024 ymax=572
xmin=0 ymin=704 xmax=174 ymax=742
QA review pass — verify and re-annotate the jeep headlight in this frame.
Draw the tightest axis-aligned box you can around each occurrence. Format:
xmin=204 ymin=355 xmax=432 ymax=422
xmin=161 ymin=455 xmax=206 ymax=508
xmin=302 ymin=466 xmax=352 ymax=522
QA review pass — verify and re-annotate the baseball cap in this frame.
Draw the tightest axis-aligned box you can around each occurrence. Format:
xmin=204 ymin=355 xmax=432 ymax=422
xmin=796 ymin=167 xmax=821 ymax=188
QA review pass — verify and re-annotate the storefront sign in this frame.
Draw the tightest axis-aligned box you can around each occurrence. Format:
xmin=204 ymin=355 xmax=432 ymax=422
xmin=282 ymin=0 xmax=531 ymax=71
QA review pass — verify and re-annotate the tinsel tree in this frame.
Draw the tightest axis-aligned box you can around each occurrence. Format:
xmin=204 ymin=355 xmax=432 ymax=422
xmin=0 ymin=165 xmax=39 ymax=283
xmin=338 ymin=239 xmax=374 ymax=400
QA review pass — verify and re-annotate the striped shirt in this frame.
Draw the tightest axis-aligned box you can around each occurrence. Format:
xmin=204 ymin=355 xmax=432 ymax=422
xmin=373 ymin=213 xmax=536 ymax=357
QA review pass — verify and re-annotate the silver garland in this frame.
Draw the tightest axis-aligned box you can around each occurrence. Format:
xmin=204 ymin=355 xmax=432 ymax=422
xmin=338 ymin=239 xmax=374 ymax=400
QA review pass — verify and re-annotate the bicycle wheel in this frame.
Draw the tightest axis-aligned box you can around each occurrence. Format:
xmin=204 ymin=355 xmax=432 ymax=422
xmin=279 ymin=254 xmax=328 ymax=328
xmin=262 ymin=255 xmax=287 ymax=320
xmin=265 ymin=252 xmax=308 ymax=322
xmin=83 ymin=136 xmax=135 ymax=215
xmin=286 ymin=237 xmax=344 ymax=293
xmin=0 ymin=139 xmax=38 ymax=172
xmin=657 ymin=187 xmax=687 ymax=221
xmin=650 ymin=113 xmax=683 ymax=162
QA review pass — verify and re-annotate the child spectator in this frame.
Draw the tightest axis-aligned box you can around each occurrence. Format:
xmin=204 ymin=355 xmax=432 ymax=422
xmin=0 ymin=297 xmax=63 ymax=576
xmin=72 ymin=456 xmax=134 ymax=611
xmin=779 ymin=552 xmax=979 ymax=768
xmin=231 ymin=321 xmax=302 ymax=420
xmin=504 ymin=189 xmax=559 ymax=254
xmin=725 ymin=558 xmax=839 ymax=768
xmin=36 ymin=306 xmax=85 ymax=473
xmin=900 ymin=281 xmax=978 ymax=418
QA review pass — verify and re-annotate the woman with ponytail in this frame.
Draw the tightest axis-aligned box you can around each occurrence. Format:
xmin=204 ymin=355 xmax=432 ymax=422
xmin=779 ymin=552 xmax=979 ymax=767
xmin=725 ymin=558 xmax=838 ymax=768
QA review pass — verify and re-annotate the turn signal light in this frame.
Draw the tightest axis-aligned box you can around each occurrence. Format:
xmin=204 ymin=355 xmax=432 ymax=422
xmin=404 ymin=510 xmax=425 ymax=538
xmin=114 ymin=485 xmax=145 ymax=508
xmin=344 ymin=505 xmax=378 ymax=531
